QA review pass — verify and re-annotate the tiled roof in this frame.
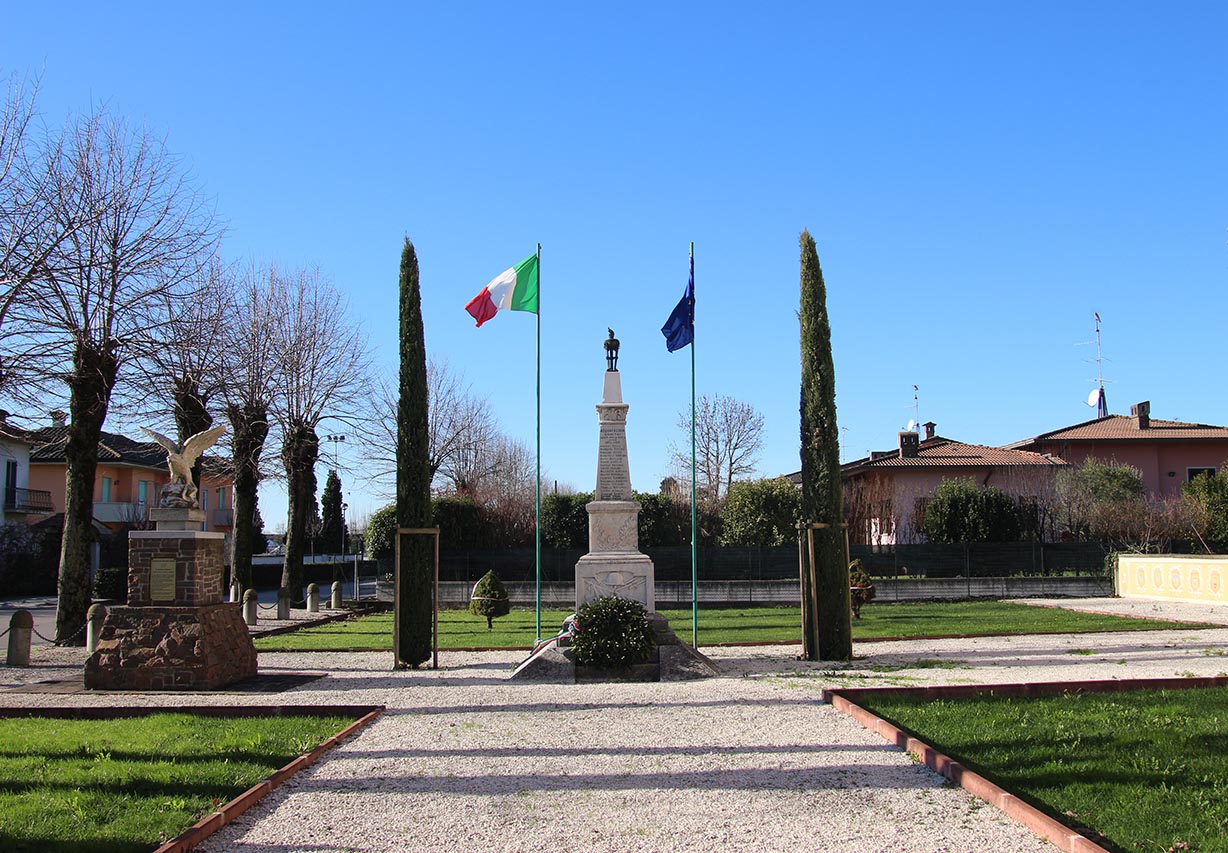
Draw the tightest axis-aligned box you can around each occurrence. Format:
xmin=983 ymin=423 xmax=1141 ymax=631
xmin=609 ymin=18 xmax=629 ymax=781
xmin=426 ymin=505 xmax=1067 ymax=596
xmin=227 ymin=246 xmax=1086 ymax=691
xmin=0 ymin=421 xmax=38 ymax=446
xmin=1012 ymin=415 xmax=1228 ymax=444
xmin=28 ymin=426 xmax=166 ymax=468
xmin=843 ymin=437 xmax=1066 ymax=473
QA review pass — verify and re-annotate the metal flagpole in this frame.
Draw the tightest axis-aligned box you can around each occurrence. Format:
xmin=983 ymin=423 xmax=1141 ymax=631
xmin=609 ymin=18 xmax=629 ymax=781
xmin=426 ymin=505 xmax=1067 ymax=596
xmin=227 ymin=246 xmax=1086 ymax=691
xmin=689 ymin=243 xmax=698 ymax=648
xmin=535 ymin=243 xmax=543 ymax=644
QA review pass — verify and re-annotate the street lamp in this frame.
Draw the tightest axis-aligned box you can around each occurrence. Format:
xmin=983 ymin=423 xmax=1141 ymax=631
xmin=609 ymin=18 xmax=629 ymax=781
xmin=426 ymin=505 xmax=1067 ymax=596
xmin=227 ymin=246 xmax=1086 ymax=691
xmin=341 ymin=502 xmax=349 ymax=556
xmin=326 ymin=434 xmax=346 ymax=468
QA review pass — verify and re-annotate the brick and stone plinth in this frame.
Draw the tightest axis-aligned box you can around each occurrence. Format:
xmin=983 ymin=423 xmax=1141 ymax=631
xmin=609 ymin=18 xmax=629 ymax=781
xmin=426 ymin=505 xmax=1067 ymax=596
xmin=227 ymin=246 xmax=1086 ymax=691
xmin=84 ymin=602 xmax=257 ymax=690
xmin=85 ymin=511 xmax=258 ymax=690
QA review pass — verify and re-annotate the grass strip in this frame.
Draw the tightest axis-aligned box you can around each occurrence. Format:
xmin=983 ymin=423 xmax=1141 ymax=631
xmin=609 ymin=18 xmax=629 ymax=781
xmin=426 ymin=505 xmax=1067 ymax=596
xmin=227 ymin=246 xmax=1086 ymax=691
xmin=254 ymin=600 xmax=1201 ymax=652
xmin=855 ymin=687 xmax=1228 ymax=853
xmin=0 ymin=713 xmax=355 ymax=853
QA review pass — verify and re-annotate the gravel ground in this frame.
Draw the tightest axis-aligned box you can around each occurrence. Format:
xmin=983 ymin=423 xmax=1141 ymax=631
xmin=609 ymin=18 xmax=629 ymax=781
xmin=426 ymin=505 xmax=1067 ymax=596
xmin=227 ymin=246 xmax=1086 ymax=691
xmin=2 ymin=598 xmax=1227 ymax=852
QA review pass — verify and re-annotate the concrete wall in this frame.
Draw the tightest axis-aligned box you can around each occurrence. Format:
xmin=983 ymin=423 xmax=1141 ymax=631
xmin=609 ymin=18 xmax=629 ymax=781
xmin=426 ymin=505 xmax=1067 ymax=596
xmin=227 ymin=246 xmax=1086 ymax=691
xmin=1116 ymin=554 xmax=1228 ymax=604
xmin=435 ymin=575 xmax=1112 ymax=609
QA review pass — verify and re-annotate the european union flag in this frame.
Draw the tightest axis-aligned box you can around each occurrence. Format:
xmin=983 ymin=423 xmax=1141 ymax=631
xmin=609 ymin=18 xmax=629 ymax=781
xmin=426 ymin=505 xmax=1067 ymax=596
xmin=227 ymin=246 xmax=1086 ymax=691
xmin=661 ymin=255 xmax=694 ymax=352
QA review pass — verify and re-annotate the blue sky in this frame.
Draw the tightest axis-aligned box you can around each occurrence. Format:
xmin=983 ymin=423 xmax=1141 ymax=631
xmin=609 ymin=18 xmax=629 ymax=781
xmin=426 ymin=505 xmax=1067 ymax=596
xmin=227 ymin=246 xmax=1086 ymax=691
xmin=4 ymin=3 xmax=1226 ymax=529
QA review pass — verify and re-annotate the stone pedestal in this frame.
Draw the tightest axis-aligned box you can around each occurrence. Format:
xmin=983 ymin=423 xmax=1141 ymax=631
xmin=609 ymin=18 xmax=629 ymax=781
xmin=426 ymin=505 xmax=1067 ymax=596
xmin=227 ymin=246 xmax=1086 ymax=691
xmin=84 ymin=509 xmax=258 ymax=691
xmin=575 ymin=370 xmax=655 ymax=612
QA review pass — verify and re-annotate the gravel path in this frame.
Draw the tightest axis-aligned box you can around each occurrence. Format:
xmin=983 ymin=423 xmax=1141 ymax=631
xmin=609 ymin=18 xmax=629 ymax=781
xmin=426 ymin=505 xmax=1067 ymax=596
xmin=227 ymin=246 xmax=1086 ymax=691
xmin=3 ymin=598 xmax=1227 ymax=852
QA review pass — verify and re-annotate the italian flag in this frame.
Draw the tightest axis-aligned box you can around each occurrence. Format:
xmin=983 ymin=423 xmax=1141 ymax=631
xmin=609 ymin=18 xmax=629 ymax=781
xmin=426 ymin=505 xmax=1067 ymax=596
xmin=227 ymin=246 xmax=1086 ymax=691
xmin=465 ymin=253 xmax=539 ymax=327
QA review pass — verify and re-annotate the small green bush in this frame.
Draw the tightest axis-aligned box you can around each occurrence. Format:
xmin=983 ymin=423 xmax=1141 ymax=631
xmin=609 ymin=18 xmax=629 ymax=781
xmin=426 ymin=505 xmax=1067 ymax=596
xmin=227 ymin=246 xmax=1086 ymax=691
xmin=572 ymin=595 xmax=654 ymax=668
xmin=93 ymin=565 xmax=128 ymax=601
xmin=468 ymin=570 xmax=510 ymax=629
xmin=848 ymin=559 xmax=876 ymax=619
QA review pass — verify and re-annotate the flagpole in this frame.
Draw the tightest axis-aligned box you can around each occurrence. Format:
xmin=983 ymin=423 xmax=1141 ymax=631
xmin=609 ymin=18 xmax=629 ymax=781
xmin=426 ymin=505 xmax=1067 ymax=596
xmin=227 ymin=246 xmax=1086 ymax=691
xmin=535 ymin=243 xmax=543 ymax=644
xmin=689 ymin=242 xmax=698 ymax=649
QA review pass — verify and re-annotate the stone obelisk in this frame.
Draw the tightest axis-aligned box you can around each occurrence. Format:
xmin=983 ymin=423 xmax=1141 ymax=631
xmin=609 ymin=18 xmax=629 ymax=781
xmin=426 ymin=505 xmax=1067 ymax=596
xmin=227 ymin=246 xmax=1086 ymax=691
xmin=574 ymin=330 xmax=655 ymax=611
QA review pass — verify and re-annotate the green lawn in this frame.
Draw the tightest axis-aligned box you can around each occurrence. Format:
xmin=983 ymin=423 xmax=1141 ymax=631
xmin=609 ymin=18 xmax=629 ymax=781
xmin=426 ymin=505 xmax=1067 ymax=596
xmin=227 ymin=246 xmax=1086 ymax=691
xmin=857 ymin=687 xmax=1228 ymax=852
xmin=0 ymin=713 xmax=355 ymax=853
xmin=254 ymin=601 xmax=1201 ymax=652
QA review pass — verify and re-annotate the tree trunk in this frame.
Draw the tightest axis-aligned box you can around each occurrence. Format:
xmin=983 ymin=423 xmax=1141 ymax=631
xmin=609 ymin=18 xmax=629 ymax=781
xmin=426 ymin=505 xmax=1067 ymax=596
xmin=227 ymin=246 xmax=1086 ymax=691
xmin=280 ymin=421 xmax=318 ymax=600
xmin=55 ymin=342 xmax=119 ymax=645
xmin=227 ymin=403 xmax=267 ymax=590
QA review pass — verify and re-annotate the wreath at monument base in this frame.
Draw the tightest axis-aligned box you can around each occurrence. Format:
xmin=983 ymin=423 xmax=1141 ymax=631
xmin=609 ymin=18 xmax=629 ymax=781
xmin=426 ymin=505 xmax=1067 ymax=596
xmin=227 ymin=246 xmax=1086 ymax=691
xmin=571 ymin=595 xmax=654 ymax=669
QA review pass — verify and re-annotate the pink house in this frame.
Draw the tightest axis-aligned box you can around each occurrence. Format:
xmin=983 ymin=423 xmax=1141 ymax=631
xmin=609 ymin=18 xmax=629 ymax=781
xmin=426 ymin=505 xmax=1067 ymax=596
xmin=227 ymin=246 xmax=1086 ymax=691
xmin=1007 ymin=401 xmax=1228 ymax=500
xmin=840 ymin=424 xmax=1068 ymax=545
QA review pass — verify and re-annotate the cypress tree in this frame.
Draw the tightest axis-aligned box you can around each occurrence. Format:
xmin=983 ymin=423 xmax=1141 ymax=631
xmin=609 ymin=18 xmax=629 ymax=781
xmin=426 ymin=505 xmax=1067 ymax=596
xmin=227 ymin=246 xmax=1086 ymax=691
xmin=320 ymin=469 xmax=345 ymax=555
xmin=799 ymin=229 xmax=852 ymax=661
xmin=397 ymin=237 xmax=433 ymax=667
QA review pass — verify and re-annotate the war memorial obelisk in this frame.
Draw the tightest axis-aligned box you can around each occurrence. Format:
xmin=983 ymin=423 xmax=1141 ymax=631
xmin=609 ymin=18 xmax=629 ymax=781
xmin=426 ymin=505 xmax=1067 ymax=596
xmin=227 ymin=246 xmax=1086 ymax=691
xmin=573 ymin=330 xmax=656 ymax=611
xmin=511 ymin=331 xmax=716 ymax=681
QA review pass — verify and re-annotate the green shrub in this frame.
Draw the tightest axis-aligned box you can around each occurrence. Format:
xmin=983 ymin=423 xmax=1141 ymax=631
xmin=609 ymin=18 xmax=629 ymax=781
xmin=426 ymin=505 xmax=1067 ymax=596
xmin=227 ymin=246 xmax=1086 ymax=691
xmin=93 ymin=565 xmax=128 ymax=601
xmin=468 ymin=570 xmax=510 ymax=630
xmin=848 ymin=559 xmax=876 ymax=618
xmin=572 ymin=595 xmax=654 ymax=668
xmin=923 ymin=479 xmax=1022 ymax=543
xmin=719 ymin=477 xmax=801 ymax=546
xmin=365 ymin=504 xmax=397 ymax=559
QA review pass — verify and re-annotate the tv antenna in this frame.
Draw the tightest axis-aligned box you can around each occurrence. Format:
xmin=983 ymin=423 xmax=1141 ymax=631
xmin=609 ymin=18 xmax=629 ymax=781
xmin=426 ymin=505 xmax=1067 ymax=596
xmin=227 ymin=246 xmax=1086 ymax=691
xmin=1077 ymin=313 xmax=1109 ymax=417
xmin=904 ymin=385 xmax=919 ymax=432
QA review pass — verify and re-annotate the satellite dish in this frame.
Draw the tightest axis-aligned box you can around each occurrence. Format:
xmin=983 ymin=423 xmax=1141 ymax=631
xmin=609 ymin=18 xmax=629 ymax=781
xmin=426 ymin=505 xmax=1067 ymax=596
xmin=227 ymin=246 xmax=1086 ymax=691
xmin=1086 ymin=389 xmax=1100 ymax=407
xmin=907 ymin=419 xmax=916 ymax=431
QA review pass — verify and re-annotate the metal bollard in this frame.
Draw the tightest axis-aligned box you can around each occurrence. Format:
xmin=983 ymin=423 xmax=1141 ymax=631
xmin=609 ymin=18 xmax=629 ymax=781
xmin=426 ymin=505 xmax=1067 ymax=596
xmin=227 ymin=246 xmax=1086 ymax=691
xmin=231 ymin=578 xmax=242 ymax=603
xmin=330 ymin=581 xmax=343 ymax=610
xmin=307 ymin=583 xmax=319 ymax=613
xmin=243 ymin=589 xmax=258 ymax=626
xmin=277 ymin=588 xmax=291 ymax=620
xmin=86 ymin=603 xmax=107 ymax=654
xmin=6 ymin=609 xmax=32 ymax=666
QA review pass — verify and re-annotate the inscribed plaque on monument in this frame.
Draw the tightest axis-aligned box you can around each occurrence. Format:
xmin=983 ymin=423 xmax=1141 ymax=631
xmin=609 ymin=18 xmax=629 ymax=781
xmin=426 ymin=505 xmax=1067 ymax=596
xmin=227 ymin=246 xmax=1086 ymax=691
xmin=150 ymin=558 xmax=176 ymax=602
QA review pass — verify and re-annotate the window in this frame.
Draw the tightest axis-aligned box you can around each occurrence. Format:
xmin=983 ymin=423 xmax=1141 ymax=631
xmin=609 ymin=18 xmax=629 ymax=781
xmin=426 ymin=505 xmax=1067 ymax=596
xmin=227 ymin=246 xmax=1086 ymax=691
xmin=1188 ymin=467 xmax=1217 ymax=483
xmin=4 ymin=460 xmax=15 ymax=508
xmin=138 ymin=480 xmax=148 ymax=506
xmin=101 ymin=476 xmax=112 ymax=503
xmin=217 ymin=487 xmax=225 ymax=509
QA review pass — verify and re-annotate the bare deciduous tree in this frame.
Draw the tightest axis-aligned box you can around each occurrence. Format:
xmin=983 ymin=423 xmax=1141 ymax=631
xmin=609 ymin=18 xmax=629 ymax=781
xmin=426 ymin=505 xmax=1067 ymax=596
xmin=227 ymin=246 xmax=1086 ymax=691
xmin=269 ymin=267 xmax=369 ymax=596
xmin=219 ymin=261 xmax=284 ymax=588
xmin=7 ymin=108 xmax=216 ymax=642
xmin=358 ymin=358 xmax=499 ymax=499
xmin=671 ymin=393 xmax=764 ymax=506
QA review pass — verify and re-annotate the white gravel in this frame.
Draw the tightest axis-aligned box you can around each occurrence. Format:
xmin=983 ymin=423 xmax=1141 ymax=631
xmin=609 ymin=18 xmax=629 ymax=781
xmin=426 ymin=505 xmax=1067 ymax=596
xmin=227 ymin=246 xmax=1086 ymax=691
xmin=3 ymin=597 xmax=1228 ymax=852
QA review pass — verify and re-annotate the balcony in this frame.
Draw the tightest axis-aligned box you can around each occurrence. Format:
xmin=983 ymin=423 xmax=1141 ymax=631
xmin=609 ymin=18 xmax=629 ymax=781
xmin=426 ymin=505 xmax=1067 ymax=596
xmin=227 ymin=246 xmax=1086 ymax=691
xmin=4 ymin=487 xmax=53 ymax=514
xmin=93 ymin=501 xmax=148 ymax=524
xmin=212 ymin=508 xmax=234 ymax=527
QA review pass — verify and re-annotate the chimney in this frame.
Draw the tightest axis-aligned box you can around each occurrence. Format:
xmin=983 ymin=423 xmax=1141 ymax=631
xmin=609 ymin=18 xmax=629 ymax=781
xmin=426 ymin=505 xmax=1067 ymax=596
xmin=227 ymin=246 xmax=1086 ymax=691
xmin=1131 ymin=401 xmax=1150 ymax=430
xmin=898 ymin=431 xmax=919 ymax=458
xmin=923 ymin=421 xmax=936 ymax=440
xmin=50 ymin=410 xmax=67 ymax=428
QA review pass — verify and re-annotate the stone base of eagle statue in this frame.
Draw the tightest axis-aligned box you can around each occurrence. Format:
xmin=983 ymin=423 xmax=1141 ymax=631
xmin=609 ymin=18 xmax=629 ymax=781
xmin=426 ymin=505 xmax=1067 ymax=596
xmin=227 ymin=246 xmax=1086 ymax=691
xmin=140 ymin=425 xmax=228 ymax=510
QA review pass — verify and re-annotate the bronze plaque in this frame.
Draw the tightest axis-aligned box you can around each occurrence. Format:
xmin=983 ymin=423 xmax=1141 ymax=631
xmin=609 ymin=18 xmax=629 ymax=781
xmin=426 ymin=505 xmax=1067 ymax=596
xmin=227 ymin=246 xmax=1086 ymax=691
xmin=150 ymin=558 xmax=177 ymax=602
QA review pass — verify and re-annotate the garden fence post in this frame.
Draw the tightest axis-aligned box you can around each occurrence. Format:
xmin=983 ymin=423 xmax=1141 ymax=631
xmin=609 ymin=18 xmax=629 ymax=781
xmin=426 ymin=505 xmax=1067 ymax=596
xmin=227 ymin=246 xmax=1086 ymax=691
xmin=86 ymin=603 xmax=106 ymax=654
xmin=5 ymin=609 xmax=32 ymax=666
xmin=307 ymin=583 xmax=319 ymax=613
xmin=243 ymin=589 xmax=258 ymax=626
xmin=277 ymin=588 xmax=291 ymax=620
xmin=330 ymin=581 xmax=342 ymax=609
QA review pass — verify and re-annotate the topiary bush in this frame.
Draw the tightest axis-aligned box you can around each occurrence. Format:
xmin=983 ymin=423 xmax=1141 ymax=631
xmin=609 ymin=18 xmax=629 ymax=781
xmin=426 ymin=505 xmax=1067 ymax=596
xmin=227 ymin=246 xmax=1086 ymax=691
xmin=571 ymin=595 xmax=654 ymax=669
xmin=468 ymin=570 xmax=510 ymax=630
xmin=848 ymin=559 xmax=876 ymax=619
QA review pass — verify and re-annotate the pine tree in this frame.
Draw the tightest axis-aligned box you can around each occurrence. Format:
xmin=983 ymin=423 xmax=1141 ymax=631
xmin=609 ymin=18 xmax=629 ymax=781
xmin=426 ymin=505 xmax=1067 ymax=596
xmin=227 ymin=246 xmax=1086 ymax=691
xmin=799 ymin=229 xmax=852 ymax=661
xmin=396 ymin=238 xmax=433 ymax=667
xmin=320 ymin=469 xmax=345 ymax=555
